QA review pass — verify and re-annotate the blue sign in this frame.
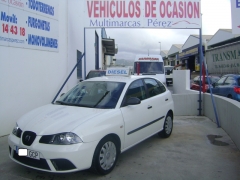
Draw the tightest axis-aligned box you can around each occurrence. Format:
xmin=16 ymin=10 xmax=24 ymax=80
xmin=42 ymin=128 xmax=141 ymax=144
xmin=106 ymin=68 xmax=130 ymax=76
xmin=237 ymin=0 xmax=240 ymax=8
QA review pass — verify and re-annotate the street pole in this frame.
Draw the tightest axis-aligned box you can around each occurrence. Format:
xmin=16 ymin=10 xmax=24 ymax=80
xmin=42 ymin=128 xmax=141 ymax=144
xmin=159 ymin=42 xmax=161 ymax=55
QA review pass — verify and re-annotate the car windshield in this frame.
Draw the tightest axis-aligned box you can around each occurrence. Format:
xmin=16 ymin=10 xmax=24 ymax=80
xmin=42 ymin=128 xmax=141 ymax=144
xmin=56 ymin=81 xmax=125 ymax=109
xmin=86 ymin=71 xmax=106 ymax=79
xmin=134 ymin=62 xmax=164 ymax=74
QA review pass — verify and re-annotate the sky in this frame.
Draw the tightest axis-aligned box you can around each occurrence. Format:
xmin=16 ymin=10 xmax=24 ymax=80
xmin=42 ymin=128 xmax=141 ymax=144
xmin=105 ymin=0 xmax=232 ymax=60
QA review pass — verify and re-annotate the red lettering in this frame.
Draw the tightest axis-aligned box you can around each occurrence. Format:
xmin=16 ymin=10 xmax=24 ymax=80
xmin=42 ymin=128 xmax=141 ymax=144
xmin=123 ymin=1 xmax=128 ymax=17
xmin=135 ymin=1 xmax=141 ymax=18
xmin=159 ymin=1 xmax=165 ymax=18
xmin=184 ymin=1 xmax=186 ymax=18
xmin=194 ymin=2 xmax=200 ymax=18
xmin=151 ymin=1 xmax=156 ymax=18
xmin=94 ymin=1 xmax=99 ymax=18
xmin=187 ymin=2 xmax=193 ymax=18
xmin=87 ymin=1 xmax=93 ymax=17
xmin=172 ymin=1 xmax=178 ymax=18
xmin=110 ymin=1 xmax=115 ymax=18
xmin=158 ymin=0 xmax=199 ymax=19
xmin=179 ymin=1 xmax=184 ymax=18
xmin=99 ymin=1 xmax=105 ymax=17
xmin=145 ymin=1 xmax=150 ymax=17
xmin=166 ymin=1 xmax=172 ymax=18
xmin=116 ymin=1 xmax=122 ymax=18
xmin=129 ymin=1 xmax=134 ymax=18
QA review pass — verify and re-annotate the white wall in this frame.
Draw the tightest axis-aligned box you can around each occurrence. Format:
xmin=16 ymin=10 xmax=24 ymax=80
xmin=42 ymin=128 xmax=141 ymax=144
xmin=0 ymin=1 xmax=69 ymax=136
xmin=203 ymin=94 xmax=240 ymax=150
xmin=0 ymin=0 xmax=108 ymax=136
xmin=173 ymin=70 xmax=196 ymax=94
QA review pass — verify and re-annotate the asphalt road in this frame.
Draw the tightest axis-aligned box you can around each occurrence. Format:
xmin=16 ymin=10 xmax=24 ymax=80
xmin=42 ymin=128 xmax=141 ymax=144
xmin=1 ymin=116 xmax=240 ymax=180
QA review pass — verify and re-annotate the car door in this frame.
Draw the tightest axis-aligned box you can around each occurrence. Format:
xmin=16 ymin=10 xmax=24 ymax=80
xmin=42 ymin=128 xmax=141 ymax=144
xmin=120 ymin=79 xmax=154 ymax=149
xmin=143 ymin=78 xmax=168 ymax=132
xmin=220 ymin=76 xmax=235 ymax=97
xmin=212 ymin=76 xmax=227 ymax=95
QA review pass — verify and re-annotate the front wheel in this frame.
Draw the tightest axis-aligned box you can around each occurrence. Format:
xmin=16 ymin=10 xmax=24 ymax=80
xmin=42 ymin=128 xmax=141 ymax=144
xmin=91 ymin=136 xmax=119 ymax=175
xmin=158 ymin=113 xmax=173 ymax=138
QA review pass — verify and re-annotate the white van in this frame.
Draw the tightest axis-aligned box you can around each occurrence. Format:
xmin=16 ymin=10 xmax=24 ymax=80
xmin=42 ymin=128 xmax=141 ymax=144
xmin=134 ymin=55 xmax=166 ymax=84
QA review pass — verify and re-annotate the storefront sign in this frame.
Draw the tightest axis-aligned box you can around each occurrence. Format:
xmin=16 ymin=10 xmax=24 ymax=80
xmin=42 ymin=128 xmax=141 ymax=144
xmin=84 ymin=0 xmax=201 ymax=28
xmin=206 ymin=43 xmax=240 ymax=74
xmin=179 ymin=47 xmax=198 ymax=59
xmin=0 ymin=0 xmax=59 ymax=51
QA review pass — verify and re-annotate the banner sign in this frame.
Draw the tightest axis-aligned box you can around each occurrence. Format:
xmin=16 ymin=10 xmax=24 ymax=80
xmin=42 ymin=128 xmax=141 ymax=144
xmin=84 ymin=0 xmax=201 ymax=28
xmin=0 ymin=0 xmax=59 ymax=52
xmin=206 ymin=43 xmax=240 ymax=74
xmin=231 ymin=0 xmax=240 ymax=34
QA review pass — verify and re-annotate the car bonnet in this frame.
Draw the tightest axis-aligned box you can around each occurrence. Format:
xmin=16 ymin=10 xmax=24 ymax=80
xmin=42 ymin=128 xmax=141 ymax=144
xmin=17 ymin=104 xmax=109 ymax=135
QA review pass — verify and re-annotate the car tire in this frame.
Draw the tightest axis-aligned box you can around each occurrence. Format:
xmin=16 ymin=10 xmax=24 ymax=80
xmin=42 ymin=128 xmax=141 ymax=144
xmin=227 ymin=94 xmax=232 ymax=99
xmin=91 ymin=136 xmax=119 ymax=175
xmin=158 ymin=113 xmax=173 ymax=138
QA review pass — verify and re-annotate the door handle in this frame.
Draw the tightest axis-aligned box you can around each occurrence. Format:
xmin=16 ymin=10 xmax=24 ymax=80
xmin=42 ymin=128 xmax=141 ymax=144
xmin=148 ymin=105 xmax=152 ymax=109
xmin=165 ymin=98 xmax=168 ymax=101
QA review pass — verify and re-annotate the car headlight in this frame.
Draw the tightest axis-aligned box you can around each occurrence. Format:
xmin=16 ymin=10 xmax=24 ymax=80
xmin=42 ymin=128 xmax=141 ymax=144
xmin=12 ymin=123 xmax=22 ymax=138
xmin=39 ymin=132 xmax=83 ymax=145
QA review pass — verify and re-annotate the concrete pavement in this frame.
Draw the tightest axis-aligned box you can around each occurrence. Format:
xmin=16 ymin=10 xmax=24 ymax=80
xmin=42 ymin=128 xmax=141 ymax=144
xmin=1 ymin=116 xmax=240 ymax=180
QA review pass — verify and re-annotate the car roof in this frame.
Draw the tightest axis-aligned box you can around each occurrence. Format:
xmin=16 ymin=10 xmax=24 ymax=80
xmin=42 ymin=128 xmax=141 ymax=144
xmin=222 ymin=74 xmax=240 ymax=77
xmin=84 ymin=75 xmax=159 ymax=83
xmin=88 ymin=70 xmax=106 ymax=72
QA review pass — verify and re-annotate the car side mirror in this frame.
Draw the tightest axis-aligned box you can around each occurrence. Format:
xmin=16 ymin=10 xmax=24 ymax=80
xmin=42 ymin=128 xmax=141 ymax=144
xmin=212 ymin=83 xmax=216 ymax=88
xmin=125 ymin=97 xmax=141 ymax=106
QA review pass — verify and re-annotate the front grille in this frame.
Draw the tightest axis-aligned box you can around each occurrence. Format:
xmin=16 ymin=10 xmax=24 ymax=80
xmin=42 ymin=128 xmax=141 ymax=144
xmin=51 ymin=159 xmax=76 ymax=171
xmin=13 ymin=150 xmax=50 ymax=170
xmin=22 ymin=131 xmax=36 ymax=146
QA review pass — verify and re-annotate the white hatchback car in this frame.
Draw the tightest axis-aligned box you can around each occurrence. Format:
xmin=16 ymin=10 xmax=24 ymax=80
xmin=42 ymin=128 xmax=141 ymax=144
xmin=8 ymin=71 xmax=174 ymax=175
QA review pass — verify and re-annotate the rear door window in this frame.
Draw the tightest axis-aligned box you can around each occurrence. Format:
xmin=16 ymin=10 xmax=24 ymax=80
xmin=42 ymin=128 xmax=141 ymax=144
xmin=124 ymin=79 xmax=147 ymax=101
xmin=144 ymin=78 xmax=164 ymax=98
xmin=216 ymin=76 xmax=227 ymax=86
xmin=224 ymin=76 xmax=236 ymax=85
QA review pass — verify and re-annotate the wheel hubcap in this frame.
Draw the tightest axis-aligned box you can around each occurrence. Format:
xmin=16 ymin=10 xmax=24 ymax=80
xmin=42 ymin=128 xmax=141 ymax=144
xmin=99 ymin=141 xmax=116 ymax=170
xmin=165 ymin=116 xmax=173 ymax=134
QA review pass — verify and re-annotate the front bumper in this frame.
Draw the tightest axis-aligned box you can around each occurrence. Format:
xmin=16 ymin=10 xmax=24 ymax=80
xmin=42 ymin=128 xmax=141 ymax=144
xmin=8 ymin=134 xmax=98 ymax=173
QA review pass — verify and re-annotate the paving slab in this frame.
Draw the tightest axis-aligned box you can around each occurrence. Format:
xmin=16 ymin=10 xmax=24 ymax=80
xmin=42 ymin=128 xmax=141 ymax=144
xmin=0 ymin=116 xmax=239 ymax=180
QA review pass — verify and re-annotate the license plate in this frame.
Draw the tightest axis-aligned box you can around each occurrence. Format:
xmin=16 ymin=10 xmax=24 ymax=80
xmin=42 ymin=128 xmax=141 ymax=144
xmin=15 ymin=146 xmax=40 ymax=160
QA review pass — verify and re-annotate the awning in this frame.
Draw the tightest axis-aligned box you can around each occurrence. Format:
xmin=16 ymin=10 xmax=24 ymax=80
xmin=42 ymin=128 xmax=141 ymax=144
xmin=102 ymin=38 xmax=116 ymax=56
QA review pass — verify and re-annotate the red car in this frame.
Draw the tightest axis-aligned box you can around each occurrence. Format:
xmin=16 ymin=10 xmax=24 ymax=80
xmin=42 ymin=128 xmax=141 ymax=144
xmin=191 ymin=75 xmax=220 ymax=92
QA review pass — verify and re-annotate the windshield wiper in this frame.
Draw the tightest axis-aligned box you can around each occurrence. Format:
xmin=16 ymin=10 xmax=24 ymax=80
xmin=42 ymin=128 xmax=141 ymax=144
xmin=56 ymin=100 xmax=93 ymax=108
xmin=55 ymin=100 xmax=74 ymax=106
xmin=93 ymin=91 xmax=110 ymax=108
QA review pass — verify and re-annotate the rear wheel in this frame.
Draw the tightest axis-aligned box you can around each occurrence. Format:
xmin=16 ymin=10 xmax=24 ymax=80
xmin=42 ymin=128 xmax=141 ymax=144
xmin=91 ymin=136 xmax=119 ymax=175
xmin=227 ymin=94 xmax=232 ymax=99
xmin=158 ymin=113 xmax=173 ymax=138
